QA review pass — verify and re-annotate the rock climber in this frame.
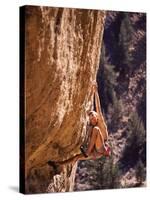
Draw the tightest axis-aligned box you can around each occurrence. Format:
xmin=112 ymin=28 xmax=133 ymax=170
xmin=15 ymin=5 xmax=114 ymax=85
xmin=48 ymin=81 xmax=110 ymax=171
xmin=80 ymin=81 xmax=110 ymax=159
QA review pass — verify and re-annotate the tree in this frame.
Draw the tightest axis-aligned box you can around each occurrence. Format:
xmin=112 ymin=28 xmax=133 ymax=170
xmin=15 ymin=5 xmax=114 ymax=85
xmin=118 ymin=14 xmax=134 ymax=71
xmin=108 ymin=95 xmax=123 ymax=132
xmin=135 ymin=159 xmax=146 ymax=185
xmin=98 ymin=43 xmax=119 ymax=113
xmin=120 ymin=112 xmax=146 ymax=169
xmin=95 ymin=156 xmax=121 ymax=189
xmin=98 ymin=43 xmax=123 ymax=132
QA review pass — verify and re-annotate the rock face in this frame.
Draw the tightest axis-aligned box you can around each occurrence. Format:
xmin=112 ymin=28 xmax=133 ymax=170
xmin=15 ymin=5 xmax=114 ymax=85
xmin=23 ymin=6 xmax=105 ymax=193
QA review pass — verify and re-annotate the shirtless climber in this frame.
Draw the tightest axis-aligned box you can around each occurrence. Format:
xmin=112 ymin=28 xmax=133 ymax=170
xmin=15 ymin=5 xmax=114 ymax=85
xmin=81 ymin=81 xmax=110 ymax=159
xmin=48 ymin=81 xmax=110 ymax=171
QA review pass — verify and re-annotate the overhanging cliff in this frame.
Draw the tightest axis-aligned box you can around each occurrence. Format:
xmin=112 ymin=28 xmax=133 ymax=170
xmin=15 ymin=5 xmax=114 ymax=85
xmin=21 ymin=6 xmax=105 ymax=193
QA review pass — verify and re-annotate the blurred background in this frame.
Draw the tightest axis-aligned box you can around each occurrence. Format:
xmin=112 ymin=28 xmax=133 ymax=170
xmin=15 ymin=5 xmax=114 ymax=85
xmin=75 ymin=11 xmax=146 ymax=190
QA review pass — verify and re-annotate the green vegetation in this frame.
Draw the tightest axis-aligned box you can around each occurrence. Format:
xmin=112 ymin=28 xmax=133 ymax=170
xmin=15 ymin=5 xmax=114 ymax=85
xmin=118 ymin=14 xmax=134 ymax=70
xmin=98 ymin=44 xmax=123 ymax=132
xmin=135 ymin=159 xmax=146 ymax=185
xmin=95 ymin=156 xmax=121 ymax=189
xmin=121 ymin=112 xmax=146 ymax=168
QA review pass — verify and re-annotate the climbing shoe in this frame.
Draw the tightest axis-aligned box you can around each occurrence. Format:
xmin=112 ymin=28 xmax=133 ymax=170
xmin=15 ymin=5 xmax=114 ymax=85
xmin=80 ymin=146 xmax=88 ymax=158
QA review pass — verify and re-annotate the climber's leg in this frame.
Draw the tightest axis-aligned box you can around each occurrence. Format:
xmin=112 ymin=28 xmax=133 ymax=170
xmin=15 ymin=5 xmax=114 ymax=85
xmin=95 ymin=129 xmax=105 ymax=152
xmin=86 ymin=126 xmax=99 ymax=156
xmin=85 ymin=127 xmax=110 ymax=158
xmin=95 ymin=129 xmax=111 ymax=156
xmin=54 ymin=152 xmax=95 ymax=165
xmin=77 ymin=151 xmax=104 ymax=161
xmin=53 ymin=153 xmax=84 ymax=166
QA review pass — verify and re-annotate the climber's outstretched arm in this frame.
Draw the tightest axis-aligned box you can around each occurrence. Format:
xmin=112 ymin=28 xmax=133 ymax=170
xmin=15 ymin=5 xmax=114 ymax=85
xmin=93 ymin=82 xmax=109 ymax=141
xmin=94 ymin=86 xmax=102 ymax=116
xmin=91 ymin=81 xmax=102 ymax=115
xmin=86 ymin=126 xmax=99 ymax=155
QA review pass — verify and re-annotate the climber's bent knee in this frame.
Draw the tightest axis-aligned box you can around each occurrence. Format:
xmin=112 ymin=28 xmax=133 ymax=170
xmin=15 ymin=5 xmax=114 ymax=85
xmin=93 ymin=126 xmax=100 ymax=134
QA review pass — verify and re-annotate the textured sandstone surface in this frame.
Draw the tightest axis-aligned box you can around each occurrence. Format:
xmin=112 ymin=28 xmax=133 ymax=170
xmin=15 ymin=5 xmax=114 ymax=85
xmin=24 ymin=6 xmax=105 ymax=193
